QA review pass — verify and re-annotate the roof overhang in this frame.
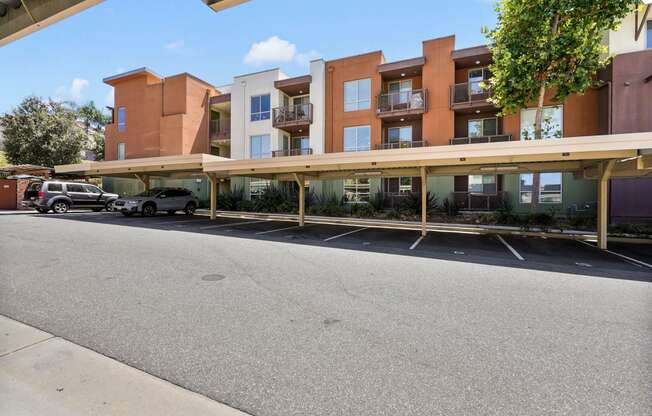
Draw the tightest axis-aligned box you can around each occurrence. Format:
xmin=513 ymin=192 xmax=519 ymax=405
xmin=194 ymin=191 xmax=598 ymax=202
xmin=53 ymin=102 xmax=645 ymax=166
xmin=377 ymin=57 xmax=425 ymax=80
xmin=274 ymin=75 xmax=312 ymax=96
xmin=451 ymin=45 xmax=492 ymax=69
xmin=56 ymin=154 xmax=229 ymax=178
xmin=0 ymin=0 xmax=104 ymax=47
xmin=203 ymin=0 xmax=249 ymax=12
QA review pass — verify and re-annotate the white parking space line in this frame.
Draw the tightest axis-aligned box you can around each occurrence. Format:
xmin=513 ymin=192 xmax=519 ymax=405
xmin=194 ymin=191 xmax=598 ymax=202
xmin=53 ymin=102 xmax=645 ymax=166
xmin=164 ymin=219 xmax=208 ymax=225
xmin=577 ymin=240 xmax=651 ymax=269
xmin=409 ymin=235 xmax=424 ymax=250
xmin=323 ymin=227 xmax=369 ymax=242
xmin=200 ymin=220 xmax=269 ymax=230
xmin=256 ymin=224 xmax=311 ymax=235
xmin=496 ymin=235 xmax=525 ymax=261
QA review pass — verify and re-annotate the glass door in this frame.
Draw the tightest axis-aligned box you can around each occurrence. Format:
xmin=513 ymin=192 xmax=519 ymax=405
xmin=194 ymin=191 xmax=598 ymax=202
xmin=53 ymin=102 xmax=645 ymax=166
xmin=387 ymin=126 xmax=412 ymax=149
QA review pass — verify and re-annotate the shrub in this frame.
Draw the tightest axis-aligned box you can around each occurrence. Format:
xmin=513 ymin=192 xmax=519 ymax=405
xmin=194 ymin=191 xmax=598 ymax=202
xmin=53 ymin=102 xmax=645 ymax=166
xmin=385 ymin=209 xmax=402 ymax=220
xmin=399 ymin=191 xmax=437 ymax=215
xmin=442 ymin=197 xmax=459 ymax=217
xmin=217 ymin=187 xmax=245 ymax=211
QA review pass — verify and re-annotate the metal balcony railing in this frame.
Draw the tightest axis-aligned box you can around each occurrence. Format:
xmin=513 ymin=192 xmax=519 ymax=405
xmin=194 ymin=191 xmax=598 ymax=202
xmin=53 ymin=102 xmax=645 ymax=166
xmin=450 ymin=82 xmax=492 ymax=106
xmin=453 ymin=191 xmax=507 ymax=211
xmin=449 ymin=134 xmax=512 ymax=145
xmin=272 ymin=148 xmax=314 ymax=157
xmin=209 ymin=119 xmax=230 ymax=140
xmin=272 ymin=103 xmax=313 ymax=128
xmin=375 ymin=140 xmax=430 ymax=150
xmin=377 ymin=89 xmax=427 ymax=115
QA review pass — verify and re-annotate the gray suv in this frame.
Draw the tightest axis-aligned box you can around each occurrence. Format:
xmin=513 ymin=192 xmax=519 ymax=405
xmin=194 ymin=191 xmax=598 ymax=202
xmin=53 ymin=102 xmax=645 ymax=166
xmin=113 ymin=188 xmax=198 ymax=217
xmin=28 ymin=181 xmax=119 ymax=214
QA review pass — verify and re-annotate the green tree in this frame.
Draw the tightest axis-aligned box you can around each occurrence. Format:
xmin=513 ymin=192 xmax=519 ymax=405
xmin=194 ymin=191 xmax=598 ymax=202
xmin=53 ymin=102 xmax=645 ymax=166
xmin=484 ymin=0 xmax=639 ymax=140
xmin=0 ymin=96 xmax=86 ymax=167
xmin=77 ymin=101 xmax=110 ymax=160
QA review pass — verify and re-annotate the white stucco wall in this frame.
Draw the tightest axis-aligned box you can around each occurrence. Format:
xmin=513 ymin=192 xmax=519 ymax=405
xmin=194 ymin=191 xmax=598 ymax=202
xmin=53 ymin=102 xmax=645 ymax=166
xmin=309 ymin=59 xmax=326 ymax=155
xmin=230 ymin=69 xmax=287 ymax=160
xmin=605 ymin=12 xmax=650 ymax=55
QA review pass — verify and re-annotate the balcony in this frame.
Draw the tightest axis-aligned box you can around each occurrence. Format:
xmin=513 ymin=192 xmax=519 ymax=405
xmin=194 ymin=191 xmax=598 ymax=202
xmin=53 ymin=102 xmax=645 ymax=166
xmin=450 ymin=82 xmax=494 ymax=111
xmin=375 ymin=140 xmax=430 ymax=150
xmin=272 ymin=103 xmax=313 ymax=130
xmin=272 ymin=148 xmax=314 ymax=157
xmin=209 ymin=120 xmax=230 ymax=142
xmin=453 ymin=191 xmax=507 ymax=211
xmin=449 ymin=134 xmax=512 ymax=145
xmin=376 ymin=89 xmax=427 ymax=119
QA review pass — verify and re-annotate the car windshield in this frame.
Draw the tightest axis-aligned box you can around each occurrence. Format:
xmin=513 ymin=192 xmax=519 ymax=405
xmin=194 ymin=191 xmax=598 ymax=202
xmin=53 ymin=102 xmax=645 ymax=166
xmin=133 ymin=189 xmax=162 ymax=197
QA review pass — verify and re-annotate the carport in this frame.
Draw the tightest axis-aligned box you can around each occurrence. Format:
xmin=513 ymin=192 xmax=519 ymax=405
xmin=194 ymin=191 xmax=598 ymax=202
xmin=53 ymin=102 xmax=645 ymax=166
xmin=56 ymin=132 xmax=652 ymax=250
xmin=55 ymin=153 xmax=229 ymax=218
xmin=202 ymin=132 xmax=652 ymax=250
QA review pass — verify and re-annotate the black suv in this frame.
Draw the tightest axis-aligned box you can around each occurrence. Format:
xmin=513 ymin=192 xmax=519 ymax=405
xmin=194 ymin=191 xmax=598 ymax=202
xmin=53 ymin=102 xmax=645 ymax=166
xmin=26 ymin=181 xmax=119 ymax=214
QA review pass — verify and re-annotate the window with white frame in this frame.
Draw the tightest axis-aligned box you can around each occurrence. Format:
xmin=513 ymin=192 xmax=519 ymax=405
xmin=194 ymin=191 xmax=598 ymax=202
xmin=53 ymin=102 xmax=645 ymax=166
xmin=468 ymin=117 xmax=497 ymax=137
xmin=468 ymin=67 xmax=491 ymax=95
xmin=344 ymin=125 xmax=371 ymax=152
xmin=519 ymin=173 xmax=533 ymax=204
xmin=117 ymin=142 xmax=125 ymax=160
xmin=250 ymin=134 xmax=271 ymax=159
xmin=344 ymin=79 xmax=371 ymax=111
xmin=520 ymin=106 xmax=563 ymax=140
xmin=344 ymin=178 xmax=370 ymax=202
xmin=539 ymin=172 xmax=562 ymax=203
xmin=250 ymin=94 xmax=271 ymax=121
xmin=468 ymin=175 xmax=496 ymax=194
xmin=117 ymin=107 xmax=126 ymax=132
xmin=250 ymin=179 xmax=270 ymax=199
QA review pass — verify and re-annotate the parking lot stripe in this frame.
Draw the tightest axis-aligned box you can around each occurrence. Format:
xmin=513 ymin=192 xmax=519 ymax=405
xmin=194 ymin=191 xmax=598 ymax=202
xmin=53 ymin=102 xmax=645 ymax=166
xmin=577 ymin=240 xmax=651 ymax=268
xmin=496 ymin=235 xmax=525 ymax=261
xmin=200 ymin=220 xmax=268 ymax=230
xmin=409 ymin=235 xmax=424 ymax=250
xmin=323 ymin=227 xmax=368 ymax=242
xmin=256 ymin=224 xmax=312 ymax=235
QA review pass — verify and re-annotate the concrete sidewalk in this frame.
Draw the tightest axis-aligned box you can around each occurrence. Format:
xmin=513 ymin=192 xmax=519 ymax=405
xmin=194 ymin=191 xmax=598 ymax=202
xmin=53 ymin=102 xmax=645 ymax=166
xmin=0 ymin=315 xmax=251 ymax=416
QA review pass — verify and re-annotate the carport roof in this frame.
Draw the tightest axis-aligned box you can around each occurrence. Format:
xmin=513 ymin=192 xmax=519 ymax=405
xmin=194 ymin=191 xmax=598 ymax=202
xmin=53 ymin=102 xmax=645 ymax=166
xmin=202 ymin=132 xmax=652 ymax=180
xmin=55 ymin=133 xmax=652 ymax=180
xmin=56 ymin=154 xmax=228 ymax=178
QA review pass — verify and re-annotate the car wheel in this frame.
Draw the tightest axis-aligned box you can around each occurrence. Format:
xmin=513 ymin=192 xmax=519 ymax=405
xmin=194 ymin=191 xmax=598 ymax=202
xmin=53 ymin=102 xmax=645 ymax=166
xmin=52 ymin=201 xmax=69 ymax=214
xmin=105 ymin=201 xmax=115 ymax=212
xmin=184 ymin=202 xmax=196 ymax=215
xmin=167 ymin=210 xmax=176 ymax=215
xmin=142 ymin=203 xmax=156 ymax=217
xmin=122 ymin=212 xmax=133 ymax=217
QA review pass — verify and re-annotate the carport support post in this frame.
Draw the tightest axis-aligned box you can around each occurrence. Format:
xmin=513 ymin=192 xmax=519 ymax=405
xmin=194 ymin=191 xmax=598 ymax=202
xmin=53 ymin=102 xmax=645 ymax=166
xmin=597 ymin=160 xmax=615 ymax=250
xmin=293 ymin=173 xmax=305 ymax=227
xmin=207 ymin=173 xmax=218 ymax=220
xmin=420 ymin=166 xmax=428 ymax=237
xmin=134 ymin=174 xmax=150 ymax=192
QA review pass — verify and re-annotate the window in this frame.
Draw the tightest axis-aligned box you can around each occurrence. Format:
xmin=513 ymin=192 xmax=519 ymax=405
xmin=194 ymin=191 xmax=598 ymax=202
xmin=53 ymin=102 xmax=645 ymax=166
xmin=291 ymin=136 xmax=311 ymax=155
xmin=648 ymin=21 xmax=652 ymax=49
xmin=383 ymin=177 xmax=412 ymax=194
xmin=519 ymin=173 xmax=533 ymax=204
xmin=468 ymin=118 xmax=498 ymax=137
xmin=250 ymin=179 xmax=270 ymax=198
xmin=250 ymin=94 xmax=271 ymax=121
xmin=47 ymin=183 xmax=63 ymax=192
xmin=83 ymin=185 xmax=102 ymax=194
xmin=344 ymin=79 xmax=371 ymax=111
xmin=344 ymin=178 xmax=370 ymax=202
xmin=292 ymin=95 xmax=310 ymax=107
xmin=539 ymin=172 xmax=562 ymax=203
xmin=387 ymin=126 xmax=412 ymax=147
xmin=344 ymin=126 xmax=371 ymax=152
xmin=250 ymin=135 xmax=271 ymax=159
xmin=520 ymin=106 xmax=563 ymax=140
xmin=468 ymin=175 xmax=496 ymax=194
xmin=388 ymin=79 xmax=412 ymax=104
xmin=117 ymin=107 xmax=126 ymax=132
xmin=66 ymin=184 xmax=86 ymax=193
xmin=468 ymin=67 xmax=491 ymax=95
xmin=117 ymin=143 xmax=126 ymax=160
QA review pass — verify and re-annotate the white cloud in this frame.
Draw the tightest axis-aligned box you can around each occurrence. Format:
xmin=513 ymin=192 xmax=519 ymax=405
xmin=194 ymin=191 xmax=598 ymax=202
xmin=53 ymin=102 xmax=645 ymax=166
xmin=244 ymin=36 xmax=297 ymax=66
xmin=54 ymin=78 xmax=90 ymax=103
xmin=165 ymin=40 xmax=185 ymax=51
xmin=295 ymin=50 xmax=322 ymax=67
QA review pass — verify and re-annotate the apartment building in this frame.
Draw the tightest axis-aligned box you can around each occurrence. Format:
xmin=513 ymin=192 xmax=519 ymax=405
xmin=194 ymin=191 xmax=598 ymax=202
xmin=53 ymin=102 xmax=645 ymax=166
xmin=100 ymin=8 xmax=651 ymax=221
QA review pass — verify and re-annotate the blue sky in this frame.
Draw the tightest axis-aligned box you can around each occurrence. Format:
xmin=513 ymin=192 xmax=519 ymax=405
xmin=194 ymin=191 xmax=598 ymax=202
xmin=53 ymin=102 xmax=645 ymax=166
xmin=0 ymin=0 xmax=497 ymax=114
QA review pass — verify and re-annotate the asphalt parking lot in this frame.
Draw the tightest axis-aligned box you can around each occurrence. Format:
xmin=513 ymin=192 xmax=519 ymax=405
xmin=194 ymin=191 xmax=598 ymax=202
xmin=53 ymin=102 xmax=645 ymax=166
xmin=1 ymin=211 xmax=651 ymax=416
xmin=29 ymin=210 xmax=652 ymax=279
